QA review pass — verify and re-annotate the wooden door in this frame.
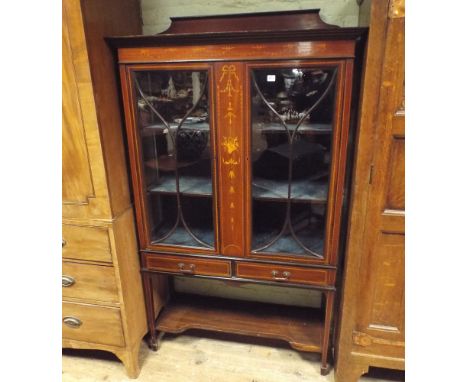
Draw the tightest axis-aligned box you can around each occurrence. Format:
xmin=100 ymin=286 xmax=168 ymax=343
xmin=62 ymin=0 xmax=111 ymax=220
xmin=335 ymin=1 xmax=405 ymax=380
xmin=353 ymin=2 xmax=405 ymax=357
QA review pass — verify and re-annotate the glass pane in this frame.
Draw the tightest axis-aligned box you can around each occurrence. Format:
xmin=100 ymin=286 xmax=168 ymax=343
xmin=134 ymin=70 xmax=214 ymax=249
xmin=250 ymin=67 xmax=337 ymax=258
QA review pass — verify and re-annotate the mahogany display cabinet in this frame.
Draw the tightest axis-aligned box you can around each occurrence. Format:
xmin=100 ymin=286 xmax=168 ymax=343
xmin=110 ymin=10 xmax=366 ymax=375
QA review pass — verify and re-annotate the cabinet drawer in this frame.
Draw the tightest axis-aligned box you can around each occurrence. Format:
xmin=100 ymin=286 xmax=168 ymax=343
xmin=62 ymin=261 xmax=119 ymax=303
xmin=62 ymin=301 xmax=124 ymax=347
xmin=145 ymin=254 xmax=231 ymax=277
xmin=236 ymin=262 xmax=329 ymax=286
xmin=62 ymin=224 xmax=112 ymax=263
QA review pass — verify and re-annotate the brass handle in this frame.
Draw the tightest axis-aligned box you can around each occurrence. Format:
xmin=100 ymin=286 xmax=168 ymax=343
xmin=177 ymin=262 xmax=195 ymax=274
xmin=271 ymin=270 xmax=291 ymax=281
xmin=62 ymin=275 xmax=75 ymax=287
xmin=63 ymin=316 xmax=82 ymax=328
xmin=62 ymin=239 xmax=66 ymax=248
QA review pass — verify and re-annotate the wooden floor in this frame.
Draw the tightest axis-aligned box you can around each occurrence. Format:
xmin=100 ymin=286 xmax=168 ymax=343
xmin=62 ymin=332 xmax=404 ymax=382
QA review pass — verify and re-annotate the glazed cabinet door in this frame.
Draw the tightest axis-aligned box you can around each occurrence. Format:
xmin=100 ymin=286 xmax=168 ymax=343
xmin=121 ymin=64 xmax=219 ymax=254
xmin=246 ymin=61 xmax=353 ymax=265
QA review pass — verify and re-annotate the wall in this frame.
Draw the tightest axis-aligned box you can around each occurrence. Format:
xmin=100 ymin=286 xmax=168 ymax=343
xmin=140 ymin=0 xmax=361 ymax=308
xmin=141 ymin=0 xmax=360 ymax=35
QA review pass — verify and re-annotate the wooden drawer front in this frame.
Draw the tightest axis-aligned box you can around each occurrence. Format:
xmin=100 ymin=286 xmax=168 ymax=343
xmin=62 ymin=261 xmax=119 ymax=303
xmin=236 ymin=262 xmax=328 ymax=286
xmin=62 ymin=224 xmax=112 ymax=263
xmin=62 ymin=302 xmax=124 ymax=347
xmin=145 ymin=254 xmax=231 ymax=277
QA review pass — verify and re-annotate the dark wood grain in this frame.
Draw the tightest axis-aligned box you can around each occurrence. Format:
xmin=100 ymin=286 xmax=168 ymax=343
xmin=156 ymin=293 xmax=323 ymax=352
xmin=117 ymin=40 xmax=356 ymax=64
xmin=145 ymin=253 xmax=231 ymax=277
xmin=236 ymin=262 xmax=330 ymax=287
xmin=163 ymin=9 xmax=335 ymax=34
xmin=108 ymin=30 xmax=366 ymax=50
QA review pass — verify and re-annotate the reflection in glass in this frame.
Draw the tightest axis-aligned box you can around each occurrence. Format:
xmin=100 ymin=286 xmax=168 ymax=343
xmin=250 ymin=67 xmax=337 ymax=258
xmin=134 ymin=70 xmax=214 ymax=248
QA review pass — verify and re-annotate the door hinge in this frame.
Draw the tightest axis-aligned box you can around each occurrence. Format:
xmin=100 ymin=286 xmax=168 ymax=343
xmin=369 ymin=164 xmax=374 ymax=184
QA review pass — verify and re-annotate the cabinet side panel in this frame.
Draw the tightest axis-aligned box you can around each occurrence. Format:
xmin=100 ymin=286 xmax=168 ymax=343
xmin=109 ymin=208 xmax=147 ymax=347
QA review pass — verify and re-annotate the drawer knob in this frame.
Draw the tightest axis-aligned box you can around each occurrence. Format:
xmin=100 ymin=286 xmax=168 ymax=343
xmin=62 ymin=275 xmax=75 ymax=287
xmin=63 ymin=316 xmax=82 ymax=328
xmin=62 ymin=239 xmax=67 ymax=248
xmin=271 ymin=270 xmax=291 ymax=281
xmin=177 ymin=262 xmax=195 ymax=274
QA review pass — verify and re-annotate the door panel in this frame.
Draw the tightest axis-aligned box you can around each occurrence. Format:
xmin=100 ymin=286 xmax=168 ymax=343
xmin=62 ymin=5 xmax=95 ymax=204
xmin=355 ymin=13 xmax=405 ymax=351
xmin=126 ymin=64 xmax=218 ymax=253
xmin=245 ymin=61 xmax=352 ymax=265
xmin=62 ymin=1 xmax=111 ymax=219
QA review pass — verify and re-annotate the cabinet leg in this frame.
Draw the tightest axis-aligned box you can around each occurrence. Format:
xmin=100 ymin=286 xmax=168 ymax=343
xmin=116 ymin=341 xmax=142 ymax=379
xmin=149 ymin=331 xmax=165 ymax=351
xmin=320 ymin=291 xmax=335 ymax=376
xmin=142 ymin=272 xmax=157 ymax=350
xmin=320 ymin=363 xmax=331 ymax=376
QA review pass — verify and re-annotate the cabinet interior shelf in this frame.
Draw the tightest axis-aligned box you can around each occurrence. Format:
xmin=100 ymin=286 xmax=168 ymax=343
xmin=252 ymin=177 xmax=328 ymax=203
xmin=147 ymin=175 xmax=213 ymax=197
xmin=156 ymin=293 xmax=323 ymax=352
xmin=147 ymin=174 xmax=328 ymax=203
xmin=255 ymin=122 xmax=332 ymax=134
xmin=141 ymin=123 xmax=210 ymax=137
xmin=141 ymin=122 xmax=330 ymax=137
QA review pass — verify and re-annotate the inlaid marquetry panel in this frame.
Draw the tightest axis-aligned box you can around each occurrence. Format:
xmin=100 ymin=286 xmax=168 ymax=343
xmin=214 ymin=63 xmax=246 ymax=257
xmin=118 ymin=40 xmax=355 ymax=64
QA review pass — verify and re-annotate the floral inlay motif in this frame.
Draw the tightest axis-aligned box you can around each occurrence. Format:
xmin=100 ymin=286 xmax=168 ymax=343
xmin=222 ymin=136 xmax=239 ymax=155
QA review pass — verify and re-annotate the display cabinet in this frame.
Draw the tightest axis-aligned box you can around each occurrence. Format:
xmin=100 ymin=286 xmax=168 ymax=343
xmin=110 ymin=10 xmax=366 ymax=375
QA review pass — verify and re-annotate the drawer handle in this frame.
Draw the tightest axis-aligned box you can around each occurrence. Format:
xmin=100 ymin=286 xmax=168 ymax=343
xmin=178 ymin=262 xmax=195 ymax=274
xmin=63 ymin=316 xmax=82 ymax=328
xmin=271 ymin=270 xmax=291 ymax=281
xmin=62 ymin=275 xmax=75 ymax=287
xmin=62 ymin=239 xmax=67 ymax=248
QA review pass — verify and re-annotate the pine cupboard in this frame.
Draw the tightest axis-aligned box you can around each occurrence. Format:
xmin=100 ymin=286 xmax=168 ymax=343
xmin=110 ymin=10 xmax=366 ymax=375
xmin=62 ymin=0 xmax=146 ymax=378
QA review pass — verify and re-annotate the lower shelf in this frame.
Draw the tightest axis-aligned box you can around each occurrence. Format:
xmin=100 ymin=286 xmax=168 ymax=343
xmin=155 ymin=293 xmax=323 ymax=352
